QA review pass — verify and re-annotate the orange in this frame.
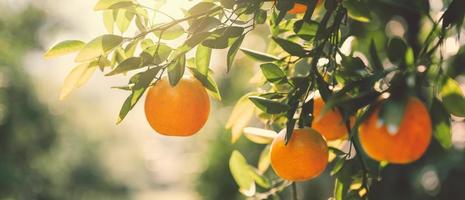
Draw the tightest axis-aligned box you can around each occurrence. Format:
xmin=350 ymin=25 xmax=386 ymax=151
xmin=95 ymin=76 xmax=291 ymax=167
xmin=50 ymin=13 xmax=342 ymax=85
xmin=288 ymin=3 xmax=308 ymax=14
xmin=270 ymin=128 xmax=329 ymax=181
xmin=144 ymin=76 xmax=210 ymax=136
xmin=287 ymin=0 xmax=323 ymax=14
xmin=359 ymin=97 xmax=432 ymax=164
xmin=312 ymin=97 xmax=350 ymax=141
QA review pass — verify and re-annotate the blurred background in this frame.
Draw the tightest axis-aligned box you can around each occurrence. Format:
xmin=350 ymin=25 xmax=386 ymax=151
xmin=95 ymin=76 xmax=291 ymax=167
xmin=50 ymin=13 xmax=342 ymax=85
xmin=0 ymin=0 xmax=465 ymax=199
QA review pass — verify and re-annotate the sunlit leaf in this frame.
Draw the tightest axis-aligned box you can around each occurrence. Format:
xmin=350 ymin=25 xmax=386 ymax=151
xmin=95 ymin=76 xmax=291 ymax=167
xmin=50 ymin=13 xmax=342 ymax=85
xmin=260 ymin=63 xmax=287 ymax=84
xmin=115 ymin=9 xmax=135 ymax=33
xmin=272 ymin=36 xmax=307 ymax=57
xmin=195 ymin=45 xmax=211 ymax=75
xmin=227 ymin=35 xmax=244 ymax=72
xmin=440 ymin=77 xmax=465 ymax=117
xmin=167 ymin=54 xmax=186 ymax=86
xmin=431 ymin=99 xmax=452 ymax=149
xmin=229 ymin=151 xmax=256 ymax=196
xmin=105 ymin=57 xmax=143 ymax=76
xmin=226 ymin=93 xmax=256 ymax=143
xmin=258 ymin=145 xmax=271 ymax=174
xmin=243 ymin=127 xmax=277 ymax=144
xmin=60 ymin=62 xmax=97 ymax=100
xmin=189 ymin=67 xmax=221 ymax=100
xmin=44 ymin=40 xmax=85 ymax=58
xmin=154 ymin=24 xmax=185 ymax=40
xmin=103 ymin=10 xmax=116 ymax=33
xmin=94 ymin=0 xmax=134 ymax=10
xmin=75 ymin=34 xmax=123 ymax=62
xmin=240 ymin=48 xmax=280 ymax=62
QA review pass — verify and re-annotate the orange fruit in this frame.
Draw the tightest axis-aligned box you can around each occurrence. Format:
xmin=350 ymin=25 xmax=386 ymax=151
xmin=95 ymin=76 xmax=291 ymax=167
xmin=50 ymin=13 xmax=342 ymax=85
xmin=359 ymin=97 xmax=432 ymax=164
xmin=287 ymin=0 xmax=323 ymax=14
xmin=270 ymin=128 xmax=329 ymax=181
xmin=288 ymin=3 xmax=308 ymax=14
xmin=144 ymin=76 xmax=210 ymax=136
xmin=312 ymin=97 xmax=350 ymax=141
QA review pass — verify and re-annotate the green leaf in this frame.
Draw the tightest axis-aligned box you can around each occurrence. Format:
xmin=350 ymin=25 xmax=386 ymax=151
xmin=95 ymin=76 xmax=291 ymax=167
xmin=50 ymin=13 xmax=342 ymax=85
xmin=94 ymin=0 xmax=134 ymax=10
xmin=260 ymin=63 xmax=287 ymax=84
xmin=227 ymin=35 xmax=244 ymax=72
xmin=229 ymin=151 xmax=256 ymax=194
xmin=249 ymin=96 xmax=290 ymax=114
xmin=117 ymin=94 xmax=133 ymax=124
xmin=189 ymin=67 xmax=221 ymax=100
xmin=378 ymin=97 xmax=407 ymax=134
xmin=240 ymin=48 xmax=280 ymax=62
xmin=195 ymin=45 xmax=211 ymax=75
xmin=387 ymin=37 xmax=408 ymax=64
xmin=272 ymin=37 xmax=307 ymax=57
xmin=251 ymin=169 xmax=270 ymax=189
xmin=103 ymin=10 xmax=116 ymax=33
xmin=188 ymin=2 xmax=218 ymax=16
xmin=44 ymin=40 xmax=85 ymax=58
xmin=342 ymin=0 xmax=371 ymax=23
xmin=369 ymin=39 xmax=383 ymax=72
xmin=130 ymin=67 xmax=161 ymax=106
xmin=330 ymin=157 xmax=345 ymax=176
xmin=105 ymin=57 xmax=143 ymax=76
xmin=167 ymin=54 xmax=186 ymax=86
xmin=115 ymin=9 xmax=135 ymax=33
xmin=258 ymin=145 xmax=271 ymax=174
xmin=75 ymin=34 xmax=123 ymax=62
xmin=188 ymin=17 xmax=221 ymax=33
xmin=442 ymin=0 xmax=465 ymax=30
xmin=169 ymin=32 xmax=212 ymax=61
xmin=340 ymin=55 xmax=369 ymax=79
xmin=431 ymin=99 xmax=452 ymax=149
xmin=440 ymin=77 xmax=465 ymax=117
xmin=60 ymin=62 xmax=98 ymax=100
xmin=293 ymin=20 xmax=318 ymax=40
xmin=124 ymin=39 xmax=138 ymax=57
xmin=154 ymin=24 xmax=185 ymax=40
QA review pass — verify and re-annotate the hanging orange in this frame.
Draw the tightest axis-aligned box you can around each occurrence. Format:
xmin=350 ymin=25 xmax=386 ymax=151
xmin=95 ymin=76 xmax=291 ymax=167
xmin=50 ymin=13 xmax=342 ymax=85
xmin=144 ymin=76 xmax=210 ymax=136
xmin=287 ymin=0 xmax=323 ymax=14
xmin=312 ymin=97 xmax=350 ymax=141
xmin=270 ymin=128 xmax=329 ymax=181
xmin=359 ymin=97 xmax=432 ymax=164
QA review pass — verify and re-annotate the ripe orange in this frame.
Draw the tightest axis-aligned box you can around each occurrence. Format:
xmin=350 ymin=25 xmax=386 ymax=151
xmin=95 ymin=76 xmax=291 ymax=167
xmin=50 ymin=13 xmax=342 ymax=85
xmin=288 ymin=3 xmax=308 ymax=14
xmin=270 ymin=128 xmax=329 ymax=181
xmin=312 ymin=97 xmax=350 ymax=141
xmin=287 ymin=0 xmax=323 ymax=14
xmin=144 ymin=76 xmax=210 ymax=136
xmin=359 ymin=97 xmax=432 ymax=164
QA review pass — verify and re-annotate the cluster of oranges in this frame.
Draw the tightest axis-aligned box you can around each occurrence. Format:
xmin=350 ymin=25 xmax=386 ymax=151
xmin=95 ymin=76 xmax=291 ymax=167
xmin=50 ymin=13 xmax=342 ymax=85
xmin=144 ymin=76 xmax=432 ymax=182
xmin=270 ymin=96 xmax=432 ymax=181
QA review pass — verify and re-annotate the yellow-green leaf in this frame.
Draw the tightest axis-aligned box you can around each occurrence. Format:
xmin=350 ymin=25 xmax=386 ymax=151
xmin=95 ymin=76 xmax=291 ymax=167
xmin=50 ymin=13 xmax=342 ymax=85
xmin=229 ymin=150 xmax=256 ymax=196
xmin=60 ymin=62 xmax=98 ymax=100
xmin=226 ymin=93 xmax=256 ymax=143
xmin=243 ymin=127 xmax=276 ymax=144
xmin=94 ymin=0 xmax=134 ymax=10
xmin=440 ymin=77 xmax=465 ymax=117
xmin=103 ymin=10 xmax=116 ymax=33
xmin=44 ymin=40 xmax=85 ymax=58
xmin=75 ymin=34 xmax=123 ymax=62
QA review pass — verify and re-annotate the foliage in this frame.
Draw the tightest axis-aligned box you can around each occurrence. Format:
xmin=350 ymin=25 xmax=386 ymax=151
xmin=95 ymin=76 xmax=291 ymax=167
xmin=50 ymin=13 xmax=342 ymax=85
xmin=46 ymin=0 xmax=465 ymax=199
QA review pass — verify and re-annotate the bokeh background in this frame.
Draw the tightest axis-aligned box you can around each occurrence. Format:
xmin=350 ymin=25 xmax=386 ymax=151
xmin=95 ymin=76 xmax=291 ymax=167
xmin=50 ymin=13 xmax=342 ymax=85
xmin=1 ymin=0 xmax=465 ymax=199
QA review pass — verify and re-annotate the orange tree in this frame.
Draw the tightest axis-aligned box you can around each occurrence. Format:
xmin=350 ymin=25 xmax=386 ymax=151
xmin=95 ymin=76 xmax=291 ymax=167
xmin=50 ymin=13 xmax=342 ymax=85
xmin=45 ymin=0 xmax=465 ymax=199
